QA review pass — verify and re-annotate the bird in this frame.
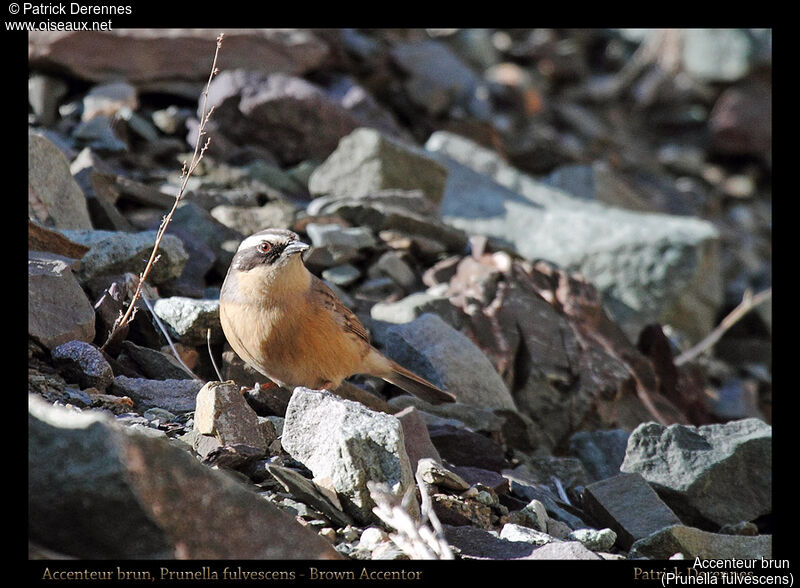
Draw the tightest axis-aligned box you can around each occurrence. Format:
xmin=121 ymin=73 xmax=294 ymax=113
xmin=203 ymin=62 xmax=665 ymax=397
xmin=219 ymin=228 xmax=456 ymax=404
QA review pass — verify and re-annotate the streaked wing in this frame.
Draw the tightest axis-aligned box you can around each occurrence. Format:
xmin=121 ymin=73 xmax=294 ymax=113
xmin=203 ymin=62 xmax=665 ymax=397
xmin=310 ymin=275 xmax=370 ymax=344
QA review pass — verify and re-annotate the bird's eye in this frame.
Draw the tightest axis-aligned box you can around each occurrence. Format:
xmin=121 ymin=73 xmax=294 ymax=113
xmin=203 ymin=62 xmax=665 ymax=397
xmin=257 ymin=242 xmax=272 ymax=254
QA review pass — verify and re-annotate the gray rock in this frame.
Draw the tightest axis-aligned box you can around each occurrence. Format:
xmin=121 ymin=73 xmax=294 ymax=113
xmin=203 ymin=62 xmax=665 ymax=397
xmin=521 ymin=499 xmax=549 ymax=532
xmin=29 ymin=132 xmax=93 ymax=230
xmin=110 ymin=375 xmax=203 ymax=413
xmin=151 ymin=296 xmax=222 ymax=346
xmin=308 ymin=128 xmax=449 ymax=205
xmin=620 ymin=419 xmax=772 ymax=528
xmin=500 ymin=523 xmax=559 ymax=545
xmin=568 ymin=528 xmax=617 ymax=551
xmin=324 ymin=75 xmax=410 ymax=141
xmin=265 ymin=464 xmax=353 ymax=528
xmin=394 ymin=406 xmax=442 ymax=474
xmin=82 ymin=81 xmax=137 ymax=120
xmin=373 ymin=251 xmax=418 ymax=291
xmin=28 ymin=252 xmax=95 ymax=350
xmin=281 ymin=387 xmax=418 ymax=524
xmin=51 ymin=341 xmax=113 ymax=391
xmin=28 ymin=394 xmax=341 ymax=559
xmin=305 ymin=223 xmax=376 ymax=264
xmin=568 ymin=429 xmax=630 ymax=482
xmin=28 ymin=29 xmax=329 ymax=84
xmin=168 ymin=201 xmax=244 ymax=276
xmin=380 ymin=313 xmax=515 ymax=410
xmin=57 ymin=228 xmax=188 ymax=285
xmin=416 ymin=457 xmax=470 ymax=492
xmin=194 ymin=381 xmax=267 ymax=452
xmin=307 ymin=190 xmax=468 ymax=253
xmin=28 ymin=74 xmax=68 ymax=127
xmin=443 ymin=525 xmax=537 ymax=559
xmin=425 ymin=131 xmax=722 ymax=342
xmin=119 ymin=340 xmax=194 ymax=380
xmin=523 ymin=540 xmax=602 ymax=560
xmin=72 ymin=115 xmax=128 ymax=152
xmin=629 ymin=524 xmax=772 ymax=560
xmin=321 ymin=264 xmax=361 ymax=287
xmin=682 ymin=29 xmax=756 ymax=83
xmin=370 ymin=291 xmax=461 ymax=328
xmin=151 ymin=105 xmax=193 ymax=135
xmin=210 ymin=200 xmax=298 ymax=237
xmin=428 ymin=424 xmax=507 ymax=473
xmin=201 ymin=71 xmax=360 ymax=164
xmin=582 ymin=473 xmax=683 ymax=549
xmin=390 ymin=40 xmax=487 ymax=117
xmin=387 ymin=396 xmax=506 ymax=434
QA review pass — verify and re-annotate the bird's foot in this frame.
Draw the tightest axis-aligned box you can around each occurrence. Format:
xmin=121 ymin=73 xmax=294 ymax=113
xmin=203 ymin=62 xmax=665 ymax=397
xmin=239 ymin=381 xmax=278 ymax=395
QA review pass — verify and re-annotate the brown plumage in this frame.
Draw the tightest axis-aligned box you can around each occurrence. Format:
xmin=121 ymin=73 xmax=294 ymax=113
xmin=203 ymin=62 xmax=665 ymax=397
xmin=219 ymin=228 xmax=456 ymax=404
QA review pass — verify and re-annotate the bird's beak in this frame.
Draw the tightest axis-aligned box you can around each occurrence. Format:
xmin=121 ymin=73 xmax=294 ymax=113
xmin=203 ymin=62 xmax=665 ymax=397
xmin=284 ymin=241 xmax=310 ymax=256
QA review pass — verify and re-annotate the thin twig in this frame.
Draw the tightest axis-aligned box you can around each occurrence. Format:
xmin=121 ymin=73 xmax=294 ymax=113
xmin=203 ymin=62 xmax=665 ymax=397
xmin=140 ymin=295 xmax=202 ymax=381
xmin=675 ymin=287 xmax=772 ymax=366
xmin=368 ymin=481 xmax=454 ymax=560
xmin=207 ymin=328 xmax=223 ymax=381
xmin=100 ymin=33 xmax=225 ymax=351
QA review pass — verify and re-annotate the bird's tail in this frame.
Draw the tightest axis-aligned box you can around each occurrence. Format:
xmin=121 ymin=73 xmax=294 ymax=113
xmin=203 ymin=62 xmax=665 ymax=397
xmin=383 ymin=359 xmax=456 ymax=405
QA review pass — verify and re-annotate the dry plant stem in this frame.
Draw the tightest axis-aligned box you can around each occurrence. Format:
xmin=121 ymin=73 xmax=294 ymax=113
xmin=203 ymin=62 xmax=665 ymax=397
xmin=140 ymin=295 xmax=201 ymax=381
xmin=368 ymin=481 xmax=453 ymax=560
xmin=207 ymin=328 xmax=223 ymax=381
xmin=100 ymin=33 xmax=225 ymax=352
xmin=675 ymin=287 xmax=772 ymax=367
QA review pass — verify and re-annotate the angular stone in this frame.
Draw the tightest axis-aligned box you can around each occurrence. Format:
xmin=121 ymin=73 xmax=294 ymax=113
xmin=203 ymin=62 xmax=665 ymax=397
xmin=202 ymin=71 xmax=360 ymax=164
xmin=523 ymin=541 xmax=601 ymax=560
xmin=57 ymin=228 xmax=188 ymax=285
xmin=381 ymin=313 xmax=515 ymax=410
xmin=28 ymin=74 xmax=68 ymax=127
xmin=110 ymin=376 xmax=203 ymax=413
xmin=620 ymin=419 xmax=772 ymax=528
xmin=307 ymin=190 xmax=468 ymax=253
xmin=29 ymin=132 xmax=92 ymax=230
xmin=500 ymin=523 xmax=559 ymax=545
xmin=82 ymin=81 xmax=138 ymax=121
xmin=151 ymin=296 xmax=222 ymax=346
xmin=194 ymin=381 xmax=267 ymax=452
xmin=426 ymin=131 xmax=722 ymax=341
xmin=28 ymin=394 xmax=341 ymax=559
xmin=370 ymin=291 xmax=461 ymax=328
xmin=119 ymin=340 xmax=194 ymax=380
xmin=305 ymin=223 xmax=376 ymax=264
xmin=265 ymin=464 xmax=353 ymax=528
xmin=582 ymin=473 xmax=682 ymax=549
xmin=28 ymin=29 xmax=329 ymax=83
xmin=28 ymin=252 xmax=95 ymax=350
xmin=451 ymin=465 xmax=509 ymax=495
xmin=503 ymin=468 xmax=588 ymax=531
xmin=568 ymin=429 xmax=630 ymax=482
xmin=281 ymin=388 xmax=418 ymax=524
xmin=443 ymin=525 xmax=537 ymax=560
xmin=51 ymin=341 xmax=114 ymax=391
xmin=416 ymin=458 xmax=470 ymax=492
xmin=568 ymin=528 xmax=617 ymax=552
xmin=431 ymin=493 xmax=493 ymax=529
xmin=309 ymin=128 xmax=449 ymax=205
xmin=394 ymin=406 xmax=442 ymax=474
xmin=390 ymin=40 xmax=485 ymax=117
xmin=629 ymin=524 xmax=772 ymax=560
xmin=428 ymin=424 xmax=507 ymax=472
xmin=211 ymin=200 xmax=298 ymax=237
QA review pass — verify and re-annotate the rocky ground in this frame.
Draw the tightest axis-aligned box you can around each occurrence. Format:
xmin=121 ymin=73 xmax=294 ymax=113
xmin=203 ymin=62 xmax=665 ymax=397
xmin=28 ymin=29 xmax=772 ymax=561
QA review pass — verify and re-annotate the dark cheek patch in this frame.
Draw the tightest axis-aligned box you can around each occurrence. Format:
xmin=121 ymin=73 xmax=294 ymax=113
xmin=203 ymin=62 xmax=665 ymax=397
xmin=233 ymin=243 xmax=287 ymax=271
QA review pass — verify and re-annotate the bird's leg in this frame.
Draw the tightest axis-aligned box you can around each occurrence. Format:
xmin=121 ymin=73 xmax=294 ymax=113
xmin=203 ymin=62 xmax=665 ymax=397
xmin=239 ymin=381 xmax=278 ymax=395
